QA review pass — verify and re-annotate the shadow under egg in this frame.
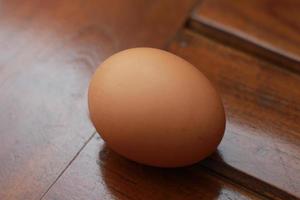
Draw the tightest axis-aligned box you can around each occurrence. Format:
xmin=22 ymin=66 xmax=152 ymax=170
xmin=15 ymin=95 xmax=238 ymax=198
xmin=98 ymin=145 xmax=222 ymax=200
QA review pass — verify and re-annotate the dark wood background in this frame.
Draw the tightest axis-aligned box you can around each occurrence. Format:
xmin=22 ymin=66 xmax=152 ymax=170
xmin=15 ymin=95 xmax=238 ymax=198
xmin=0 ymin=0 xmax=299 ymax=200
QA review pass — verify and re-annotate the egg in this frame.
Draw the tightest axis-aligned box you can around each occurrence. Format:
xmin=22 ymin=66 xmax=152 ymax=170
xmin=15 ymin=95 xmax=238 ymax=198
xmin=88 ymin=48 xmax=225 ymax=168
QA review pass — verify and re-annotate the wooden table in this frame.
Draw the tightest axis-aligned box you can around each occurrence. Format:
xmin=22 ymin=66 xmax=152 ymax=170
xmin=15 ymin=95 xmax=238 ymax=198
xmin=0 ymin=0 xmax=299 ymax=199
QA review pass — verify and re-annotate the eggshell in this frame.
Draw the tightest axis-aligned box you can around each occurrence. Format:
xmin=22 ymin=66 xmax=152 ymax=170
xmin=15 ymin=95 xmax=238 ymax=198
xmin=88 ymin=48 xmax=225 ymax=167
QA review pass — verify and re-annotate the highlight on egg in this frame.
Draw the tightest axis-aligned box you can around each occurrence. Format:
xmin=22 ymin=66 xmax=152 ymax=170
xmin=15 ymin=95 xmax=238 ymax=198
xmin=88 ymin=47 xmax=225 ymax=168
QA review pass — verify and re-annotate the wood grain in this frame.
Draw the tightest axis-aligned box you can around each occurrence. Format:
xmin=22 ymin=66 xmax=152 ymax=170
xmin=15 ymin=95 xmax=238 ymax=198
xmin=169 ymin=30 xmax=300 ymax=199
xmin=0 ymin=0 xmax=196 ymax=199
xmin=42 ymin=135 xmax=264 ymax=200
xmin=191 ymin=0 xmax=300 ymax=73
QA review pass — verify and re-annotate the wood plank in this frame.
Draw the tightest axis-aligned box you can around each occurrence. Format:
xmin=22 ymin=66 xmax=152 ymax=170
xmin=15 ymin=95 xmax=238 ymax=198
xmin=42 ymin=135 xmax=264 ymax=200
xmin=168 ymin=30 xmax=300 ymax=199
xmin=0 ymin=1 xmax=196 ymax=199
xmin=191 ymin=0 xmax=300 ymax=73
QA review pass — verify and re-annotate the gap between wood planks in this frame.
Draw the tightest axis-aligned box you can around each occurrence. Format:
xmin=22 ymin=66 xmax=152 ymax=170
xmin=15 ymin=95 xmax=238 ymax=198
xmin=39 ymin=131 xmax=97 ymax=200
xmin=187 ymin=15 xmax=300 ymax=75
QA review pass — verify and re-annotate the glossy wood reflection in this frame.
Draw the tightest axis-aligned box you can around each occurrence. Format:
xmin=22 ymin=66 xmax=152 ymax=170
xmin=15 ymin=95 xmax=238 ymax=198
xmin=191 ymin=0 xmax=300 ymax=72
xmin=43 ymin=135 xmax=263 ymax=200
xmin=0 ymin=0 xmax=196 ymax=199
xmin=169 ymin=30 xmax=300 ymax=199
xmin=2 ymin=0 xmax=300 ymax=199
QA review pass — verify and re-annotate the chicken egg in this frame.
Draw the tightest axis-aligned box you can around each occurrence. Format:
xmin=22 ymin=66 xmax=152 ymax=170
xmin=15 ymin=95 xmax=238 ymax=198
xmin=88 ymin=48 xmax=225 ymax=167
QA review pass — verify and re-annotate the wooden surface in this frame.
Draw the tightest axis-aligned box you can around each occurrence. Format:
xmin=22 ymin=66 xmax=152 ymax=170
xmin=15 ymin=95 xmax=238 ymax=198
xmin=169 ymin=30 xmax=300 ymax=199
xmin=191 ymin=0 xmax=300 ymax=73
xmin=42 ymin=135 xmax=263 ymax=200
xmin=0 ymin=0 xmax=196 ymax=199
xmin=44 ymin=29 xmax=300 ymax=200
xmin=1 ymin=0 xmax=300 ymax=199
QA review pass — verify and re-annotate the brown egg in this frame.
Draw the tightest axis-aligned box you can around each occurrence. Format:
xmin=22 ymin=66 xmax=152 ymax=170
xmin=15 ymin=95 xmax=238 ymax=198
xmin=88 ymin=48 xmax=225 ymax=168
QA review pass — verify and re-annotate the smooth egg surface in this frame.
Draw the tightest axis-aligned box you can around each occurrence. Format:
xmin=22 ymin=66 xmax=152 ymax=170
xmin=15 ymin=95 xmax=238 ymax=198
xmin=88 ymin=48 xmax=225 ymax=167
